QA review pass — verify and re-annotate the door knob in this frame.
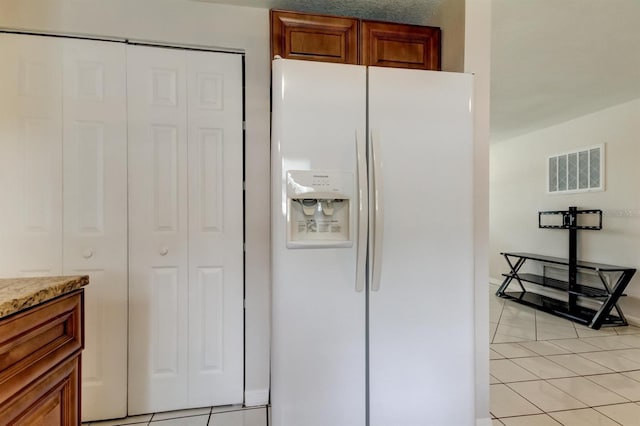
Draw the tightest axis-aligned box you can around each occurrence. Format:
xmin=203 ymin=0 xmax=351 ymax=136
xmin=159 ymin=246 xmax=169 ymax=256
xmin=82 ymin=249 xmax=94 ymax=259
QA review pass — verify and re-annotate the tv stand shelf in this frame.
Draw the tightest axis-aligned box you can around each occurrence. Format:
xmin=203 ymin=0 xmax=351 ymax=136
xmin=496 ymin=251 xmax=636 ymax=329
xmin=501 ymin=273 xmax=610 ymax=298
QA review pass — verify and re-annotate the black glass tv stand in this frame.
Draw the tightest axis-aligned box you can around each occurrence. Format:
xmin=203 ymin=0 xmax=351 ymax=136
xmin=496 ymin=207 xmax=636 ymax=329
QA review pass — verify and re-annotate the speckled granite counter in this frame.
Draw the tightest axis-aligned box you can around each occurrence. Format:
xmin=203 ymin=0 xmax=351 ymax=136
xmin=0 ymin=275 xmax=89 ymax=319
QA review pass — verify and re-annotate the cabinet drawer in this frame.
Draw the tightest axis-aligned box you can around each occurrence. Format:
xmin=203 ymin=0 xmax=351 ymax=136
xmin=0 ymin=355 xmax=80 ymax=425
xmin=0 ymin=291 xmax=83 ymax=406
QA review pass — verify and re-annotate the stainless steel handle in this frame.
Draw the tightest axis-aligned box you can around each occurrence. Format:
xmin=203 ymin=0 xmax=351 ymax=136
xmin=370 ymin=130 xmax=384 ymax=292
xmin=355 ymin=130 xmax=368 ymax=292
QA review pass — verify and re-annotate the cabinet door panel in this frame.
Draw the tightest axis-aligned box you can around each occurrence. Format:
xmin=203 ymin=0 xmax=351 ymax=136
xmin=361 ymin=21 xmax=441 ymax=70
xmin=0 ymin=355 xmax=80 ymax=426
xmin=186 ymin=51 xmax=243 ymax=407
xmin=271 ymin=10 xmax=359 ymax=64
xmin=61 ymin=38 xmax=128 ymax=421
xmin=0 ymin=34 xmax=63 ymax=278
xmin=127 ymin=45 xmax=190 ymax=414
xmin=0 ymin=291 xmax=82 ymax=400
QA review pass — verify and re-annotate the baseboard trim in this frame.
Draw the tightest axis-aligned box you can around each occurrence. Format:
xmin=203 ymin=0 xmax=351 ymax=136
xmin=624 ymin=312 xmax=640 ymax=328
xmin=244 ymin=389 xmax=269 ymax=407
xmin=476 ymin=417 xmax=492 ymax=426
xmin=489 ymin=277 xmax=502 ymax=286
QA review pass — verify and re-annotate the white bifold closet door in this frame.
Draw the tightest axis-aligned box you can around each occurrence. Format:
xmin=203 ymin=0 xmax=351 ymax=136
xmin=0 ymin=33 xmax=129 ymax=421
xmin=127 ymin=45 xmax=244 ymax=414
xmin=62 ymin=39 xmax=129 ymax=421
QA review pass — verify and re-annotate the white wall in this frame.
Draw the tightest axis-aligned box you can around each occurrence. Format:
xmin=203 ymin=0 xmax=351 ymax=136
xmin=490 ymin=98 xmax=640 ymax=322
xmin=0 ymin=0 xmax=272 ymax=405
xmin=432 ymin=0 xmax=466 ymax=72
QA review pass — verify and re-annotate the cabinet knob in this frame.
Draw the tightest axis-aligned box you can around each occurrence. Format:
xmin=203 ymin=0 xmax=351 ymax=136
xmin=82 ymin=249 xmax=94 ymax=259
xmin=159 ymin=246 xmax=169 ymax=256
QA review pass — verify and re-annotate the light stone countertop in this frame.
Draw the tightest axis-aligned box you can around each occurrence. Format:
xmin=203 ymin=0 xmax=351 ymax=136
xmin=0 ymin=275 xmax=89 ymax=319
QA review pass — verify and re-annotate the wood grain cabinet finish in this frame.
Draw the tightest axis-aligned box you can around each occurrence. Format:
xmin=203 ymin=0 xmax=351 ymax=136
xmin=361 ymin=20 xmax=441 ymax=70
xmin=0 ymin=291 xmax=83 ymax=425
xmin=270 ymin=10 xmax=441 ymax=70
xmin=271 ymin=10 xmax=359 ymax=64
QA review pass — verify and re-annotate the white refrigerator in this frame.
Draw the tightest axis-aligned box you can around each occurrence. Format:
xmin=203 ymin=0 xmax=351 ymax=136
xmin=271 ymin=58 xmax=475 ymax=426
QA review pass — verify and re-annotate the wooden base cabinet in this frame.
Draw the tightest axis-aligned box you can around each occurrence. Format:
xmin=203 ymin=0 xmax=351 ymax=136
xmin=0 ymin=291 xmax=84 ymax=425
xmin=271 ymin=9 xmax=441 ymax=70
xmin=2 ymin=357 xmax=80 ymax=426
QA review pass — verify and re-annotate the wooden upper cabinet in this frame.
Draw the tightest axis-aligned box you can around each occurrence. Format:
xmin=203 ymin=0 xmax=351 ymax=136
xmin=270 ymin=10 xmax=442 ymax=71
xmin=271 ymin=10 xmax=359 ymax=64
xmin=361 ymin=20 xmax=441 ymax=70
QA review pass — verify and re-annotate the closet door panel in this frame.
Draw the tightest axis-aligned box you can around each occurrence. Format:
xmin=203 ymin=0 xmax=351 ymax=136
xmin=127 ymin=45 xmax=190 ymax=414
xmin=61 ymin=38 xmax=128 ymax=421
xmin=0 ymin=34 xmax=63 ymax=278
xmin=186 ymin=51 xmax=243 ymax=406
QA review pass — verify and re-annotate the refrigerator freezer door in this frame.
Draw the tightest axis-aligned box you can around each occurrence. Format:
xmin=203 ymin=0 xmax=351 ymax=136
xmin=367 ymin=68 xmax=475 ymax=426
xmin=271 ymin=59 xmax=367 ymax=426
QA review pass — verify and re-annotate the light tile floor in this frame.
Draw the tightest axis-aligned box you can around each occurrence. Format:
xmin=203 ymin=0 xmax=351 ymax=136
xmin=84 ymin=405 xmax=266 ymax=426
xmin=490 ymin=283 xmax=640 ymax=426
xmin=85 ymin=284 xmax=640 ymax=426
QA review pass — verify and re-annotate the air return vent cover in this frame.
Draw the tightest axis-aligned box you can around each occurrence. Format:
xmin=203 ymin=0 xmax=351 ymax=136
xmin=548 ymin=144 xmax=604 ymax=194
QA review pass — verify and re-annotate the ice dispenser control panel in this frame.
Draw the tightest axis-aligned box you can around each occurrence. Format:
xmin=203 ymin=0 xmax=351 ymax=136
xmin=286 ymin=170 xmax=353 ymax=248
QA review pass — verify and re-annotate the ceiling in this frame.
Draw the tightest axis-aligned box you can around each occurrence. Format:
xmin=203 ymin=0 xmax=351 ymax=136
xmin=193 ymin=0 xmax=445 ymax=24
xmin=195 ymin=0 xmax=640 ymax=142
xmin=491 ymin=0 xmax=640 ymax=142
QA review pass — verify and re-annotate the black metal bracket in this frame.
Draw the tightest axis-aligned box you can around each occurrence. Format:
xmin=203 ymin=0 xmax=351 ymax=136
xmin=538 ymin=207 xmax=602 ymax=311
xmin=538 ymin=207 xmax=602 ymax=230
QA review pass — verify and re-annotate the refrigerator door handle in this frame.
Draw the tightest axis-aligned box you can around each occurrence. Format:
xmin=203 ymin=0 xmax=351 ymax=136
xmin=355 ymin=130 xmax=368 ymax=293
xmin=370 ymin=130 xmax=384 ymax=292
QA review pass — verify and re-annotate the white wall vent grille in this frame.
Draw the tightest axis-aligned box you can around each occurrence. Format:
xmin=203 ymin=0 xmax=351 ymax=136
xmin=547 ymin=144 xmax=604 ymax=194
